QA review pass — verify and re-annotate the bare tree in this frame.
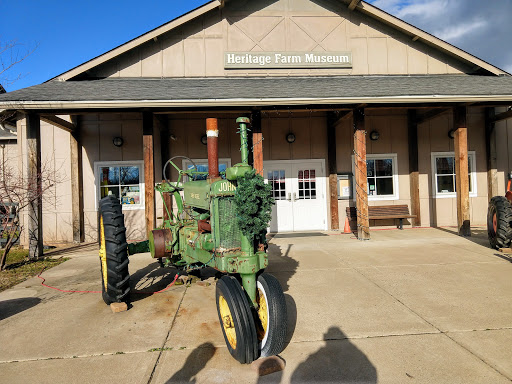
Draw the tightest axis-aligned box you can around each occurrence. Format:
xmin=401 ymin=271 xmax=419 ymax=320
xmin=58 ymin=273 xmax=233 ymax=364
xmin=0 ymin=39 xmax=37 ymax=88
xmin=0 ymin=148 xmax=63 ymax=270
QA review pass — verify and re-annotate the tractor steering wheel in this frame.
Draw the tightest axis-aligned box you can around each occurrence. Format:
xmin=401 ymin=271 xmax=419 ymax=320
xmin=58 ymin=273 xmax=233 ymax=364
xmin=162 ymin=156 xmax=198 ymax=191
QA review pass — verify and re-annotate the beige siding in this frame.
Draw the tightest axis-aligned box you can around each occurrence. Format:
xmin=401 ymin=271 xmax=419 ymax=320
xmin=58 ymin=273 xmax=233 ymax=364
xmin=15 ymin=116 xmax=73 ymax=245
xmin=89 ymin=0 xmax=472 ymax=79
xmin=81 ymin=113 xmax=146 ymax=242
xmin=417 ymin=108 xmax=488 ymax=227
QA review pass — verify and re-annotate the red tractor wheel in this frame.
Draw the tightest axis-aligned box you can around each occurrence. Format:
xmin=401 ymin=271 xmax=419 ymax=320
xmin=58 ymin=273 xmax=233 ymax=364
xmin=487 ymin=196 xmax=512 ymax=249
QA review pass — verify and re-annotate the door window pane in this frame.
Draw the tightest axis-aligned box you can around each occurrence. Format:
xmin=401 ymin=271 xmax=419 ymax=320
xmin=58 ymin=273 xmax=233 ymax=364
xmin=268 ymin=170 xmax=286 ymax=200
xmin=298 ymin=169 xmax=316 ymax=200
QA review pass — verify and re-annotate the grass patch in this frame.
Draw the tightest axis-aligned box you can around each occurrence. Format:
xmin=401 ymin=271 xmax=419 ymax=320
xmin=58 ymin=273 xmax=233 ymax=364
xmin=0 ymin=247 xmax=69 ymax=292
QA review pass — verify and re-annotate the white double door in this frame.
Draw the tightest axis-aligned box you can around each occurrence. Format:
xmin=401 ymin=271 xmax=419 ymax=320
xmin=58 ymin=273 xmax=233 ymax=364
xmin=264 ymin=160 xmax=327 ymax=232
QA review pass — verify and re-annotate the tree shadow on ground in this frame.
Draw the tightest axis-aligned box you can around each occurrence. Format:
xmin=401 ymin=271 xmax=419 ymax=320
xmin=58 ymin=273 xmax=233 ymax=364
xmin=290 ymin=326 xmax=377 ymax=383
xmin=0 ymin=297 xmax=41 ymax=321
xmin=166 ymin=342 xmax=216 ymax=383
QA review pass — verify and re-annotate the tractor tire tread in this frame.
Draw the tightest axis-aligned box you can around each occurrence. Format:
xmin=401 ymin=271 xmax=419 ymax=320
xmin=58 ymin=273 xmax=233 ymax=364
xmin=488 ymin=196 xmax=512 ymax=249
xmin=99 ymin=196 xmax=130 ymax=305
xmin=257 ymin=273 xmax=287 ymax=358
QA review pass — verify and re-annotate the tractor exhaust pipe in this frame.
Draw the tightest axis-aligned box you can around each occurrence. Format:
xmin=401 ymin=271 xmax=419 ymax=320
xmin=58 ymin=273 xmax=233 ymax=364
xmin=206 ymin=118 xmax=220 ymax=179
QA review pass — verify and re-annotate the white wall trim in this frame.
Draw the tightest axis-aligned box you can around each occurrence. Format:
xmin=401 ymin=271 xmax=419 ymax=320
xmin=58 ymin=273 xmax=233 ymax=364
xmin=431 ymin=151 xmax=477 ymax=198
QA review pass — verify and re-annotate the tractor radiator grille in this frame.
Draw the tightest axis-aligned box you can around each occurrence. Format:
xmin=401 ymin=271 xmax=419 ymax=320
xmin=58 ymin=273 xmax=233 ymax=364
xmin=218 ymin=198 xmax=242 ymax=249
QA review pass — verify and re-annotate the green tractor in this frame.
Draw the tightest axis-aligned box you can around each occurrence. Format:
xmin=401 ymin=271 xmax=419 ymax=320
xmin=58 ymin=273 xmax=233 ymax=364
xmin=98 ymin=117 xmax=287 ymax=363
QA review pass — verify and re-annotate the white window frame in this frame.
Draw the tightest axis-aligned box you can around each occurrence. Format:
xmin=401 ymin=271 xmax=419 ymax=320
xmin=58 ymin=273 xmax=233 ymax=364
xmin=94 ymin=160 xmax=145 ymax=210
xmin=351 ymin=153 xmax=399 ymax=201
xmin=431 ymin=151 xmax=477 ymax=198
xmin=182 ymin=158 xmax=232 ymax=181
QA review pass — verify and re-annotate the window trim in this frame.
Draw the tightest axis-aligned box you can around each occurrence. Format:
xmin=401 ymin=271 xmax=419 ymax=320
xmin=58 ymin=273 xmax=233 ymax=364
xmin=351 ymin=153 xmax=400 ymax=201
xmin=94 ymin=160 xmax=145 ymax=211
xmin=431 ymin=151 xmax=477 ymax=198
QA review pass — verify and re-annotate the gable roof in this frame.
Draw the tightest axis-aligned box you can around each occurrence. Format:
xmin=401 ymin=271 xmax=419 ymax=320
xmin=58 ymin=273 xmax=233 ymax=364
xmin=53 ymin=0 xmax=508 ymax=82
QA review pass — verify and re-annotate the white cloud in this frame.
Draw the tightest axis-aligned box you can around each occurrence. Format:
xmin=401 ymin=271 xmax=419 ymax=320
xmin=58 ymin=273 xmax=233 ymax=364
xmin=395 ymin=1 xmax=448 ymax=19
xmin=366 ymin=0 xmax=512 ymax=72
xmin=434 ymin=18 xmax=488 ymax=41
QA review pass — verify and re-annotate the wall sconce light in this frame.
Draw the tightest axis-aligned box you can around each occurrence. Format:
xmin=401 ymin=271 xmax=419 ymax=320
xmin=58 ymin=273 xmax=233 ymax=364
xmin=169 ymin=134 xmax=177 ymax=141
xmin=369 ymin=130 xmax=380 ymax=141
xmin=201 ymin=135 xmax=208 ymax=145
xmin=113 ymin=137 xmax=124 ymax=147
xmin=448 ymin=129 xmax=456 ymax=139
xmin=286 ymin=133 xmax=296 ymax=144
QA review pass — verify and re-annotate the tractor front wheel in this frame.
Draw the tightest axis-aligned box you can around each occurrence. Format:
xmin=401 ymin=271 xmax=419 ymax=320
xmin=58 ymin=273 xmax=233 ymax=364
xmin=487 ymin=196 xmax=512 ymax=250
xmin=216 ymin=276 xmax=258 ymax=364
xmin=99 ymin=196 xmax=130 ymax=305
xmin=254 ymin=273 xmax=287 ymax=357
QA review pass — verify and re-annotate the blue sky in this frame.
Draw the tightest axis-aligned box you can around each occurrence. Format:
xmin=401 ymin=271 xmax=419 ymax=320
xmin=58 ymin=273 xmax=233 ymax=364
xmin=2 ymin=0 xmax=511 ymax=92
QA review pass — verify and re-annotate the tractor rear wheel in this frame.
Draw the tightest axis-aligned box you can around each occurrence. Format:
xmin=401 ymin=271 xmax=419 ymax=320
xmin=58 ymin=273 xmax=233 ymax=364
xmin=99 ymin=196 xmax=130 ymax=305
xmin=255 ymin=273 xmax=287 ymax=357
xmin=216 ymin=276 xmax=258 ymax=364
xmin=487 ymin=196 xmax=512 ymax=250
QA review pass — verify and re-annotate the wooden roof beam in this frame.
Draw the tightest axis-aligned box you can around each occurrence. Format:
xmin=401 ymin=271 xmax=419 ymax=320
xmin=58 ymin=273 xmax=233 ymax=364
xmin=39 ymin=114 xmax=76 ymax=133
xmin=416 ymin=108 xmax=450 ymax=124
xmin=491 ymin=109 xmax=512 ymax=123
xmin=348 ymin=0 xmax=361 ymax=11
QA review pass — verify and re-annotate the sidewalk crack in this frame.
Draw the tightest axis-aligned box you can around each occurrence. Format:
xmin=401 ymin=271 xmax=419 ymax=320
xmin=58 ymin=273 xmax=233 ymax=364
xmin=147 ymin=286 xmax=188 ymax=384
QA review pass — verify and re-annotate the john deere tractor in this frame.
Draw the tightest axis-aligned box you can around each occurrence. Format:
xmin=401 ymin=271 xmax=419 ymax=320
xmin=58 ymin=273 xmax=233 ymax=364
xmin=487 ymin=172 xmax=512 ymax=249
xmin=98 ymin=117 xmax=287 ymax=364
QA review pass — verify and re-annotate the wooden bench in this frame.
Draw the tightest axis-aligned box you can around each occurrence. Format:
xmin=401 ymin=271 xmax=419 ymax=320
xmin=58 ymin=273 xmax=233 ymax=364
xmin=346 ymin=204 xmax=416 ymax=230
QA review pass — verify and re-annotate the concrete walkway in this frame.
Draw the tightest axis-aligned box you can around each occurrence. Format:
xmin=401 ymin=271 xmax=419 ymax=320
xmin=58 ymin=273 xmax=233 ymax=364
xmin=0 ymin=227 xmax=511 ymax=383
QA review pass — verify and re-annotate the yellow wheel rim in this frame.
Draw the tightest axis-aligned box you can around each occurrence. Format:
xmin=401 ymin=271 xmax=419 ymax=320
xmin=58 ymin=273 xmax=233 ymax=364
xmin=99 ymin=216 xmax=108 ymax=287
xmin=218 ymin=295 xmax=237 ymax=349
xmin=256 ymin=287 xmax=268 ymax=341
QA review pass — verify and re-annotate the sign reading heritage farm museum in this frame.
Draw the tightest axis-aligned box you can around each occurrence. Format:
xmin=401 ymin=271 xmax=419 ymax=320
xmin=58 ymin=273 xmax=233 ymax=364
xmin=224 ymin=52 xmax=352 ymax=69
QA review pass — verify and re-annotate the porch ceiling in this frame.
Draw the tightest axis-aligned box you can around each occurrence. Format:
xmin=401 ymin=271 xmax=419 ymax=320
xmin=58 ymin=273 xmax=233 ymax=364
xmin=1 ymin=75 xmax=512 ymax=110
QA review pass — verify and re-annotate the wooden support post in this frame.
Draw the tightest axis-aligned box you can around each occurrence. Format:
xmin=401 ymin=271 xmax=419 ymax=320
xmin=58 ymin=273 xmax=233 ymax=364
xmin=70 ymin=117 xmax=84 ymax=243
xmin=327 ymin=112 xmax=339 ymax=230
xmin=26 ymin=113 xmax=43 ymax=259
xmin=159 ymin=115 xmax=172 ymax=222
xmin=453 ymin=106 xmax=471 ymax=236
xmin=353 ymin=108 xmax=370 ymax=240
xmin=408 ymin=110 xmax=421 ymax=226
xmin=251 ymin=110 xmax=263 ymax=176
xmin=143 ymin=111 xmax=156 ymax=238
xmin=485 ymin=108 xmax=499 ymax=200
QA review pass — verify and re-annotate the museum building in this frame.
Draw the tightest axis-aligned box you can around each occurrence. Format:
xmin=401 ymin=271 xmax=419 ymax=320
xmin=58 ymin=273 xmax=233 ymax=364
xmin=1 ymin=0 xmax=512 ymax=253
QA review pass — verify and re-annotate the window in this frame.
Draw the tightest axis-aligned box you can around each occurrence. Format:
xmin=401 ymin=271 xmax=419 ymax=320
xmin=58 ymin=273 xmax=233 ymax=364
xmin=182 ymin=158 xmax=232 ymax=181
xmin=95 ymin=161 xmax=144 ymax=210
xmin=297 ymin=169 xmax=317 ymax=200
xmin=268 ymin=170 xmax=286 ymax=200
xmin=431 ymin=152 xmax=476 ymax=198
xmin=352 ymin=153 xmax=399 ymax=200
